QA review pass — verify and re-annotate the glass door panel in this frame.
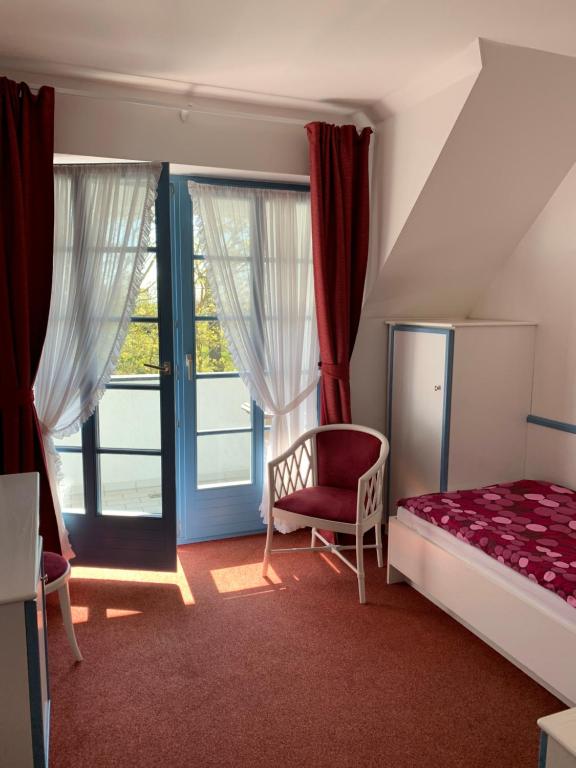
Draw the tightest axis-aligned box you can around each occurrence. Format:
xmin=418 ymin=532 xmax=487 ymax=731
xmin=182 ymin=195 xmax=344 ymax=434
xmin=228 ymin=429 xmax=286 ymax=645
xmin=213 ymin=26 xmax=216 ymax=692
xmin=172 ymin=175 xmax=265 ymax=543
xmin=56 ymin=164 xmax=176 ymax=570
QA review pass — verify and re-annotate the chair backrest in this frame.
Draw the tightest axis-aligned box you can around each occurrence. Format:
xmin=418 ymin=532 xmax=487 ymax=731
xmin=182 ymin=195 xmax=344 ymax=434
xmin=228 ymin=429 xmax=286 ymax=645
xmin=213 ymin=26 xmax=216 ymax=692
xmin=315 ymin=426 xmax=385 ymax=491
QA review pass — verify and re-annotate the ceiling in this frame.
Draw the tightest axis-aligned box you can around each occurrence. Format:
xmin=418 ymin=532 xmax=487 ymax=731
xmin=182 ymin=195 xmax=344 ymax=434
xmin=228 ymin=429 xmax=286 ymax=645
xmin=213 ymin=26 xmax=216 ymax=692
xmin=2 ymin=0 xmax=576 ymax=110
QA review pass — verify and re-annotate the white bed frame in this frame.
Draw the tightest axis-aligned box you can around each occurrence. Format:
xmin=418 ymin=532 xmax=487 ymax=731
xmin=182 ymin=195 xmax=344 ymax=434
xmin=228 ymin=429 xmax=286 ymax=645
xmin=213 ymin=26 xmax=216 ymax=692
xmin=387 ymin=515 xmax=576 ymax=706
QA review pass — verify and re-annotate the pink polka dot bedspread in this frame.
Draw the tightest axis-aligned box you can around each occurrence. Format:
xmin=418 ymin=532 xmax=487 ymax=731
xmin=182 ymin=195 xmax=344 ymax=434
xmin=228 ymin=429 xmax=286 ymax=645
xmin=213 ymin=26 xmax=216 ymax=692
xmin=398 ymin=480 xmax=576 ymax=608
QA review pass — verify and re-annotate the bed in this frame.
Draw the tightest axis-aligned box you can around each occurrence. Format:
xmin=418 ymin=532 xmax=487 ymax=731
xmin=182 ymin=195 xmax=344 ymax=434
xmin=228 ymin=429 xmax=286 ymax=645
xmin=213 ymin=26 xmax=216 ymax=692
xmin=386 ymin=480 xmax=576 ymax=706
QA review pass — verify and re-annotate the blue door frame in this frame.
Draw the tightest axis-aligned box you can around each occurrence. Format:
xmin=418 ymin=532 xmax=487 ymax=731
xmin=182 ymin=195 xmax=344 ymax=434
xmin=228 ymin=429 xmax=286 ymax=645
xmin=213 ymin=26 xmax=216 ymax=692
xmin=171 ymin=175 xmax=278 ymax=543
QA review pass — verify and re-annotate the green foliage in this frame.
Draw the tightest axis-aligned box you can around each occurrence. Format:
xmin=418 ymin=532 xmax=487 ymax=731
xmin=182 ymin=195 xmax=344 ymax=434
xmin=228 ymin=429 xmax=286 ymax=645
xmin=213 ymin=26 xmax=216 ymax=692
xmin=194 ymin=261 xmax=235 ymax=373
xmin=195 ymin=320 xmax=235 ymax=373
xmin=115 ymin=289 xmax=159 ymax=375
xmin=114 ymin=263 xmax=236 ymax=377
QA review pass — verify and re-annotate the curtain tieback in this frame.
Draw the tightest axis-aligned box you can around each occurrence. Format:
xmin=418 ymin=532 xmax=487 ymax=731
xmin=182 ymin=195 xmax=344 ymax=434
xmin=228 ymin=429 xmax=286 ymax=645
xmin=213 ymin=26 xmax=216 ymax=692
xmin=319 ymin=362 xmax=349 ymax=382
xmin=0 ymin=386 xmax=35 ymax=410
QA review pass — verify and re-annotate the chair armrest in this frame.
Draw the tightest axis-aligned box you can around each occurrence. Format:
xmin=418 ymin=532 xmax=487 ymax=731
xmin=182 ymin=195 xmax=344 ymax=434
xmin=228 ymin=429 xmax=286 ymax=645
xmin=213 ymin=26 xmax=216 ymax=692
xmin=268 ymin=435 xmax=314 ymax=505
xmin=356 ymin=453 xmax=388 ymax=522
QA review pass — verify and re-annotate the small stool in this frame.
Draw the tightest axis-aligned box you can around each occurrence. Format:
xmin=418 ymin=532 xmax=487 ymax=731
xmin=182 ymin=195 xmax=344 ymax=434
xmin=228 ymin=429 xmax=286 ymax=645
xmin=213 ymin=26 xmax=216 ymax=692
xmin=44 ymin=552 xmax=83 ymax=662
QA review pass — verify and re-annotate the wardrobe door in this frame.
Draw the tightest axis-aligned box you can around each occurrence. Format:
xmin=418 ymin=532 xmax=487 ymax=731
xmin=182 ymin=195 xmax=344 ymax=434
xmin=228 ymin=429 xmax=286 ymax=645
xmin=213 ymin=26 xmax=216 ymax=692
xmin=388 ymin=327 xmax=449 ymax=510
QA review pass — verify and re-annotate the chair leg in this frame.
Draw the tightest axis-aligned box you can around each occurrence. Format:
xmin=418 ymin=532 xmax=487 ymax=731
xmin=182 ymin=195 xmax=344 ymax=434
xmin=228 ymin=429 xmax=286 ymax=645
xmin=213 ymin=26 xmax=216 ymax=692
xmin=356 ymin=533 xmax=366 ymax=604
xmin=58 ymin=581 xmax=83 ymax=662
xmin=310 ymin=527 xmax=317 ymax=548
xmin=262 ymin=513 xmax=274 ymax=577
xmin=375 ymin=522 xmax=384 ymax=568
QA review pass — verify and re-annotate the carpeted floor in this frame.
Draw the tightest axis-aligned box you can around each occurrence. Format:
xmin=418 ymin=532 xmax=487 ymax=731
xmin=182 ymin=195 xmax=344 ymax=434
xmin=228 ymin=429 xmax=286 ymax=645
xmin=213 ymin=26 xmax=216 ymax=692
xmin=47 ymin=532 xmax=562 ymax=768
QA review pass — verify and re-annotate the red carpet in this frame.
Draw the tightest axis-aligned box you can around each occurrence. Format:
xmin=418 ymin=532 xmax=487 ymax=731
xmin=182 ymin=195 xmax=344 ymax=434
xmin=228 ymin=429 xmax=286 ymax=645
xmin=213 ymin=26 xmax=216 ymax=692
xmin=47 ymin=532 xmax=562 ymax=768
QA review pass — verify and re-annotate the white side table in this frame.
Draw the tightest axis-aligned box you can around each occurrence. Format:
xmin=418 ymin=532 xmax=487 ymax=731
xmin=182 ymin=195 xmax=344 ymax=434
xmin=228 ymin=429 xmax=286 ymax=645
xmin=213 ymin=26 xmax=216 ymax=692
xmin=538 ymin=709 xmax=576 ymax=768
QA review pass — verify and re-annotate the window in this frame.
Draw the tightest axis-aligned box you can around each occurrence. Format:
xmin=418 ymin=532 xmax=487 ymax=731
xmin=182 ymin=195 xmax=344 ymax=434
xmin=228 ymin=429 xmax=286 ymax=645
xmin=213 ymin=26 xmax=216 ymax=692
xmin=191 ymin=205 xmax=262 ymax=488
xmin=54 ymin=216 xmax=164 ymax=518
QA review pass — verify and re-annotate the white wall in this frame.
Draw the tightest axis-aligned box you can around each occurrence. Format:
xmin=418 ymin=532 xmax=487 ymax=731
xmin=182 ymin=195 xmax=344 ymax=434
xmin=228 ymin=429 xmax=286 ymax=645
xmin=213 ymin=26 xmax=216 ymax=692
xmin=472 ymin=161 xmax=576 ymax=487
xmin=53 ymin=91 xmax=311 ymax=175
xmin=366 ymin=41 xmax=576 ymax=319
xmin=373 ymin=71 xmax=479 ymax=270
xmin=354 ymin=41 xmax=576 ymax=439
xmin=352 ymin=64 xmax=481 ymax=432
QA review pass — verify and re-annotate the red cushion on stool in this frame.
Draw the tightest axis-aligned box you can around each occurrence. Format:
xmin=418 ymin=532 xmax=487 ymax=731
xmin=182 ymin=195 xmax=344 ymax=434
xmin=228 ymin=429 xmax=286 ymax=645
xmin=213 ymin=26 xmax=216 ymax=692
xmin=44 ymin=552 xmax=68 ymax=584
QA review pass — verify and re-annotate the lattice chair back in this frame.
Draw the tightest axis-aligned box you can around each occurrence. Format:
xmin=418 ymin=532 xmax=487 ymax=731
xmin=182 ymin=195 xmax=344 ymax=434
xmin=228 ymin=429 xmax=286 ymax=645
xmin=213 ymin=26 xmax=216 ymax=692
xmin=271 ymin=433 xmax=315 ymax=501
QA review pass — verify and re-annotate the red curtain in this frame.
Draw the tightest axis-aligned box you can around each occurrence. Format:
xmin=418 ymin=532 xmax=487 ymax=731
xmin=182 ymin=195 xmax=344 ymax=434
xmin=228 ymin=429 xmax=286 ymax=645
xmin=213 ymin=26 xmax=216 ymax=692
xmin=306 ymin=122 xmax=372 ymax=425
xmin=0 ymin=77 xmax=60 ymax=552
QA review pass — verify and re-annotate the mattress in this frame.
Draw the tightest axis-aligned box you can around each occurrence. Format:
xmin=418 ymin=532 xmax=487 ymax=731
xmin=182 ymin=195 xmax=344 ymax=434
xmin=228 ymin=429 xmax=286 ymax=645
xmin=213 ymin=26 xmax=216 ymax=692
xmin=397 ymin=480 xmax=576 ymax=627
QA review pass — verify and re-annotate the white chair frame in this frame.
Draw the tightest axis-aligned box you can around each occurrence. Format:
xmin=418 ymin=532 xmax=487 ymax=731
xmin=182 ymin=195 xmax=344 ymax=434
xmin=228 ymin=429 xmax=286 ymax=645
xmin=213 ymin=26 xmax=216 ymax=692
xmin=262 ymin=424 xmax=389 ymax=603
xmin=45 ymin=559 xmax=83 ymax=662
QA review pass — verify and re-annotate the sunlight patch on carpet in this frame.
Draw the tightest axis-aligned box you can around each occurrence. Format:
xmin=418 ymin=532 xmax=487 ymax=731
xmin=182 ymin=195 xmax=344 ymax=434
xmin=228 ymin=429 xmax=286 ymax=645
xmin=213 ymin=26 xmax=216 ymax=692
xmin=210 ymin=562 xmax=281 ymax=593
xmin=71 ymin=556 xmax=195 ymax=605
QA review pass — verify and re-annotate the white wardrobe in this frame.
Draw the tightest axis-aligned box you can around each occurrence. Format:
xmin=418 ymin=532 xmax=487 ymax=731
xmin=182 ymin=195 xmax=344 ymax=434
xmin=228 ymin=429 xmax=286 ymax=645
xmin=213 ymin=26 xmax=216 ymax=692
xmin=386 ymin=320 xmax=536 ymax=515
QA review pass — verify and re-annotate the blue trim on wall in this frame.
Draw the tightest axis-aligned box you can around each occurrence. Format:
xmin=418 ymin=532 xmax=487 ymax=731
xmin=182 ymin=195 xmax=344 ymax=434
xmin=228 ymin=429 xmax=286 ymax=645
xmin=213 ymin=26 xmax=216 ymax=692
xmin=538 ymin=732 xmax=548 ymax=768
xmin=25 ymin=599 xmax=46 ymax=768
xmin=527 ymin=414 xmax=576 ymax=435
xmin=440 ymin=329 xmax=455 ymax=492
xmin=386 ymin=325 xmax=454 ymax=513
xmin=385 ymin=325 xmax=395 ymax=521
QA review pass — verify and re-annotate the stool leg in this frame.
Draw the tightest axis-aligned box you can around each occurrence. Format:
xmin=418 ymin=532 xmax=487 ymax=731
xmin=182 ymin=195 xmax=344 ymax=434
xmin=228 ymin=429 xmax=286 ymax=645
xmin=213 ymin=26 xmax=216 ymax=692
xmin=58 ymin=582 xmax=83 ymax=662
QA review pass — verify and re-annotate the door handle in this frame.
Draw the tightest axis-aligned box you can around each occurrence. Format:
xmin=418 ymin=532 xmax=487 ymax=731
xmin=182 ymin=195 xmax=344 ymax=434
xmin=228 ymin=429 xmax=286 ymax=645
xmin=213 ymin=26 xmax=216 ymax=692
xmin=144 ymin=361 xmax=172 ymax=376
xmin=185 ymin=353 xmax=193 ymax=381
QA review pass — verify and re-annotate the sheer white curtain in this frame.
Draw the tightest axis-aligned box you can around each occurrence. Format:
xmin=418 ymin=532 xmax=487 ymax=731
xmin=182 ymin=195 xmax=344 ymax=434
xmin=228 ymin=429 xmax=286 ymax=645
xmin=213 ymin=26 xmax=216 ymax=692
xmin=35 ymin=162 xmax=161 ymax=558
xmin=189 ymin=182 xmax=319 ymax=531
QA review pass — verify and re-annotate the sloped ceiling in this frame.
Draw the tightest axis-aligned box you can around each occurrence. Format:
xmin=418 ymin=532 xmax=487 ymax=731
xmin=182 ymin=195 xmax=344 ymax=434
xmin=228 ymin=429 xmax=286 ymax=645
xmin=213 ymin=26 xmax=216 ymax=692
xmin=365 ymin=40 xmax=576 ymax=318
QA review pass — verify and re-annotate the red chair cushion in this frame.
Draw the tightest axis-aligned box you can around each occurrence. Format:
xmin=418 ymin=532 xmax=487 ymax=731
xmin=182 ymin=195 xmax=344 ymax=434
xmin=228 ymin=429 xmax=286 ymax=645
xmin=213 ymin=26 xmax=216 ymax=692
xmin=275 ymin=486 xmax=357 ymax=524
xmin=316 ymin=430 xmax=381 ymax=491
xmin=44 ymin=552 xmax=68 ymax=584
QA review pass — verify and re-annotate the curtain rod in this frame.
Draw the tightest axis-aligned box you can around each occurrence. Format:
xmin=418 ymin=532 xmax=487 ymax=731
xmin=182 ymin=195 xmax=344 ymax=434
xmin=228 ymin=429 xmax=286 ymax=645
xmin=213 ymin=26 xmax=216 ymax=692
xmin=27 ymin=83 xmax=361 ymax=127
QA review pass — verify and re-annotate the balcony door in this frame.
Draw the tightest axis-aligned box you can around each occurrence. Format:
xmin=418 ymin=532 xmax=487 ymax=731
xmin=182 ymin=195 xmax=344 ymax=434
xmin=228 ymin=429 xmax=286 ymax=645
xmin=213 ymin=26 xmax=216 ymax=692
xmin=171 ymin=176 xmax=272 ymax=542
xmin=55 ymin=164 xmax=177 ymax=571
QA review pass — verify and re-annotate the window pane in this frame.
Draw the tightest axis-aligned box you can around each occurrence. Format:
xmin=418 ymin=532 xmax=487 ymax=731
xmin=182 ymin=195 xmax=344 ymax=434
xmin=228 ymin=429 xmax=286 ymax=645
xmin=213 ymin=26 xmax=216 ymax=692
xmin=100 ymin=454 xmax=162 ymax=517
xmin=196 ymin=377 xmax=251 ymax=431
xmin=114 ymin=322 xmax=159 ymax=376
xmin=58 ymin=452 xmax=85 ymax=514
xmin=197 ymin=432 xmax=251 ymax=488
xmin=193 ymin=258 xmax=251 ymax=318
xmin=133 ymin=253 xmax=158 ymax=317
xmin=193 ymin=196 xmax=252 ymax=258
xmin=193 ymin=209 xmax=206 ymax=255
xmin=195 ymin=320 xmax=236 ymax=373
xmin=148 ymin=214 xmax=157 ymax=248
xmin=98 ymin=389 xmax=161 ymax=450
xmin=54 ymin=431 xmax=82 ymax=448
xmin=264 ymin=428 xmax=271 ymax=462
xmin=194 ymin=259 xmax=217 ymax=316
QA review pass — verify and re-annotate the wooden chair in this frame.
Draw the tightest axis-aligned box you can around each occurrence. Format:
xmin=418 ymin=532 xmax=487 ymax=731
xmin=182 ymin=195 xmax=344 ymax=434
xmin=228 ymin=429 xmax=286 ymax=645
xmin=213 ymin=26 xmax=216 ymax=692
xmin=262 ymin=424 xmax=389 ymax=603
xmin=44 ymin=552 xmax=83 ymax=661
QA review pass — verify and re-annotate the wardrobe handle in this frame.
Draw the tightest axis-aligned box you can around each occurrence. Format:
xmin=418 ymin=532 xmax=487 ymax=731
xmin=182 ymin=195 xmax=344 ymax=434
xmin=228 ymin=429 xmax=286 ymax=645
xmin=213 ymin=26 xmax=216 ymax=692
xmin=434 ymin=385 xmax=442 ymax=392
